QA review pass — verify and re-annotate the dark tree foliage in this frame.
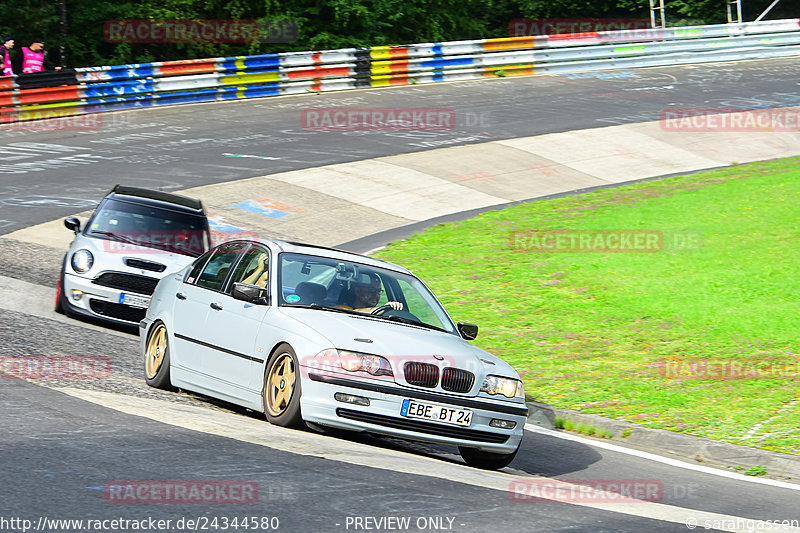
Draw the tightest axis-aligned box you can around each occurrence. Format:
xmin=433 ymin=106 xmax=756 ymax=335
xmin=0 ymin=0 xmax=795 ymax=68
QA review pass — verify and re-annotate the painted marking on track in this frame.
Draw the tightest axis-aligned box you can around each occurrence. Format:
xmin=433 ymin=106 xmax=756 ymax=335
xmin=525 ymin=424 xmax=800 ymax=492
xmin=233 ymin=198 xmax=304 ymax=219
xmin=207 ymin=214 xmax=247 ymax=233
xmin=562 ymin=71 xmax=640 ymax=80
xmin=223 ymin=153 xmax=280 ymax=160
xmin=46 ymin=387 xmax=800 ymax=533
xmin=0 ymin=275 xmax=131 ymax=339
xmin=0 ymin=196 xmax=98 ymax=208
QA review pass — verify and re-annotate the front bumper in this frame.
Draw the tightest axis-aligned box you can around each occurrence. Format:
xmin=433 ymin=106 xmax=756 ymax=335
xmin=301 ymin=371 xmax=526 ymax=454
xmin=62 ymin=272 xmax=151 ymax=325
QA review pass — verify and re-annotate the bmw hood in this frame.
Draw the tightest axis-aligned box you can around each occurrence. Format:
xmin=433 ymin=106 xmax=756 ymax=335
xmin=282 ymin=308 xmax=519 ymax=378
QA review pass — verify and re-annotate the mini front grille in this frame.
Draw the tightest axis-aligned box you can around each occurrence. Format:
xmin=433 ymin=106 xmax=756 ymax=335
xmin=125 ymin=258 xmax=166 ymax=272
xmin=92 ymin=272 xmax=159 ymax=295
xmin=441 ymin=367 xmax=475 ymax=393
xmin=336 ymin=408 xmax=510 ymax=444
xmin=403 ymin=362 xmax=439 ymax=388
xmin=89 ymin=299 xmax=146 ymax=323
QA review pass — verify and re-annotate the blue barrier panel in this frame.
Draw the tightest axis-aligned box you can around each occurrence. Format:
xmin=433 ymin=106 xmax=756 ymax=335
xmin=420 ymin=57 xmax=476 ymax=69
xmin=82 ymin=80 xmax=156 ymax=98
xmin=154 ymin=93 xmax=220 ymax=105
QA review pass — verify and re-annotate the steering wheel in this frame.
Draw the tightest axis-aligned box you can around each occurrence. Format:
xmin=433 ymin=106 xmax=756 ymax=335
xmin=371 ymin=306 xmax=423 ymax=324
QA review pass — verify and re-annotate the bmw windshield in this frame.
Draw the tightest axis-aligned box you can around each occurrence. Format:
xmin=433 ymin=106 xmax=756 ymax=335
xmin=279 ymin=252 xmax=456 ymax=334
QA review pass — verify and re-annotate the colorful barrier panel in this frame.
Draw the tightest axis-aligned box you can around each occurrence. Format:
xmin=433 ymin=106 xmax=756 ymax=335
xmin=1 ymin=19 xmax=799 ymax=123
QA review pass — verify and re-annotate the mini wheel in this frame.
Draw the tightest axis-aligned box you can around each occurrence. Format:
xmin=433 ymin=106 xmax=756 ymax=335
xmin=55 ymin=270 xmax=67 ymax=315
xmin=55 ymin=264 xmax=72 ymax=317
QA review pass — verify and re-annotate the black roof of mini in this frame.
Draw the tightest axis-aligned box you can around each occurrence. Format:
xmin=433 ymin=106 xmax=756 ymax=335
xmin=106 ymin=185 xmax=205 ymax=213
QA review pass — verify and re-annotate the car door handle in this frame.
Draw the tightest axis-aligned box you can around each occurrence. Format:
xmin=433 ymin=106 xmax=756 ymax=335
xmin=176 ymin=292 xmax=187 ymax=300
xmin=210 ymin=302 xmax=223 ymax=311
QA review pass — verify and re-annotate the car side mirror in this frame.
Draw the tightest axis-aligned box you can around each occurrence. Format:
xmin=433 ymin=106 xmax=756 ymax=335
xmin=457 ymin=322 xmax=478 ymax=340
xmin=64 ymin=217 xmax=81 ymax=233
xmin=232 ymin=282 xmax=268 ymax=304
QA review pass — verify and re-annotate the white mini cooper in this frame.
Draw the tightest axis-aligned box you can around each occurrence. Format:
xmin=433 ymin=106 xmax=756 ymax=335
xmin=57 ymin=185 xmax=211 ymax=326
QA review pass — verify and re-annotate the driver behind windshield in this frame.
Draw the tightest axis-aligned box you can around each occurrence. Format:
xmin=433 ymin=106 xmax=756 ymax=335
xmin=340 ymin=272 xmax=403 ymax=314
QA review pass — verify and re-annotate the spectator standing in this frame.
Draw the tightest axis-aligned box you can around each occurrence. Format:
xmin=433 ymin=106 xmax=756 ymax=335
xmin=0 ymin=37 xmax=13 ymax=76
xmin=13 ymin=38 xmax=61 ymax=73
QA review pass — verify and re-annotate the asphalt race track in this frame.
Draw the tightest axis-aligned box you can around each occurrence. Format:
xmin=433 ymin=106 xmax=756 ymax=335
xmin=2 ymin=57 xmax=800 ymax=234
xmin=1 ymin=57 xmax=800 ymax=532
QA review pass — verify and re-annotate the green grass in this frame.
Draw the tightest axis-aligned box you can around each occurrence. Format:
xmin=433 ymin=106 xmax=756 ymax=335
xmin=744 ymin=465 xmax=768 ymax=476
xmin=554 ymin=416 xmax=612 ymax=438
xmin=377 ymin=156 xmax=800 ymax=455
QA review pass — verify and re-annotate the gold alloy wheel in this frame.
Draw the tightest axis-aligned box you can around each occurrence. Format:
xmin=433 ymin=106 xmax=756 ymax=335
xmin=266 ymin=352 xmax=296 ymax=417
xmin=145 ymin=324 xmax=167 ymax=379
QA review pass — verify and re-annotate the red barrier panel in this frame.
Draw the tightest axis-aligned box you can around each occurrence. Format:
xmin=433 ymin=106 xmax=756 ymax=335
xmin=287 ymin=66 xmax=352 ymax=80
xmin=0 ymin=92 xmax=16 ymax=107
xmin=548 ymin=32 xmax=601 ymax=42
xmin=157 ymin=58 xmax=218 ymax=77
xmin=0 ymin=109 xmax=19 ymax=123
xmin=16 ymin=85 xmax=81 ymax=105
xmin=158 ymin=64 xmax=217 ymax=76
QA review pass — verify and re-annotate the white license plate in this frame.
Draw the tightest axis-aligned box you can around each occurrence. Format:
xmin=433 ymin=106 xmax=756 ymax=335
xmin=119 ymin=292 xmax=150 ymax=308
xmin=401 ymin=399 xmax=472 ymax=427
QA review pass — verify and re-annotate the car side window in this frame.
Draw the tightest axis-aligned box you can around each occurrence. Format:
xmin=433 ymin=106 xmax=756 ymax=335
xmin=225 ymin=246 xmax=270 ymax=294
xmin=195 ymin=242 xmax=244 ymax=292
xmin=185 ymin=250 xmax=214 ymax=284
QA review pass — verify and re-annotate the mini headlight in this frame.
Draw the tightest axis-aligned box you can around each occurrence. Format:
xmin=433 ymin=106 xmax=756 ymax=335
xmin=481 ymin=375 xmax=522 ymax=399
xmin=71 ymin=249 xmax=94 ymax=273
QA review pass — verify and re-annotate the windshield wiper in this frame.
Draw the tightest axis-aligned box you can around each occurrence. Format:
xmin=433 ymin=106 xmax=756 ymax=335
xmin=287 ymin=303 xmax=449 ymax=332
xmin=90 ymin=231 xmax=142 ymax=246
xmin=287 ymin=303 xmax=362 ymax=315
xmin=372 ymin=313 xmax=448 ymax=333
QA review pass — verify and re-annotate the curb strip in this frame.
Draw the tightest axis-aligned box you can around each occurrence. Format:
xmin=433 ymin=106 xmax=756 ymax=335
xmin=526 ymin=401 xmax=800 ymax=480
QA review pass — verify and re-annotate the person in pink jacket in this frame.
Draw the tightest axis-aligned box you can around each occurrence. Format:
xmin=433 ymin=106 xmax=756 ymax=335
xmin=13 ymin=38 xmax=61 ymax=73
xmin=0 ymin=37 xmax=14 ymax=76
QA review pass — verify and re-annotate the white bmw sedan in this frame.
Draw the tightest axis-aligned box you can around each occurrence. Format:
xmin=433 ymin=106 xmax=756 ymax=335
xmin=141 ymin=239 xmax=527 ymax=469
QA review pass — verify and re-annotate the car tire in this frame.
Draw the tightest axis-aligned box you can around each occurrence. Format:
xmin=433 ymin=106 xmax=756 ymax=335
xmin=144 ymin=321 xmax=172 ymax=389
xmin=55 ymin=265 xmax=69 ymax=315
xmin=459 ymin=444 xmax=519 ymax=470
xmin=263 ymin=344 xmax=304 ymax=428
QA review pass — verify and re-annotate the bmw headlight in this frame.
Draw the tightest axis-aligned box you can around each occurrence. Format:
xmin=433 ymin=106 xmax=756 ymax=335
xmin=481 ymin=375 xmax=524 ymax=399
xmin=338 ymin=350 xmax=393 ymax=377
xmin=314 ymin=349 xmax=393 ymax=377
xmin=71 ymin=249 xmax=94 ymax=273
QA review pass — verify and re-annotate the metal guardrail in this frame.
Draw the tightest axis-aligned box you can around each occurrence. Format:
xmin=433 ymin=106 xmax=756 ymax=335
xmin=1 ymin=19 xmax=798 ymax=123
